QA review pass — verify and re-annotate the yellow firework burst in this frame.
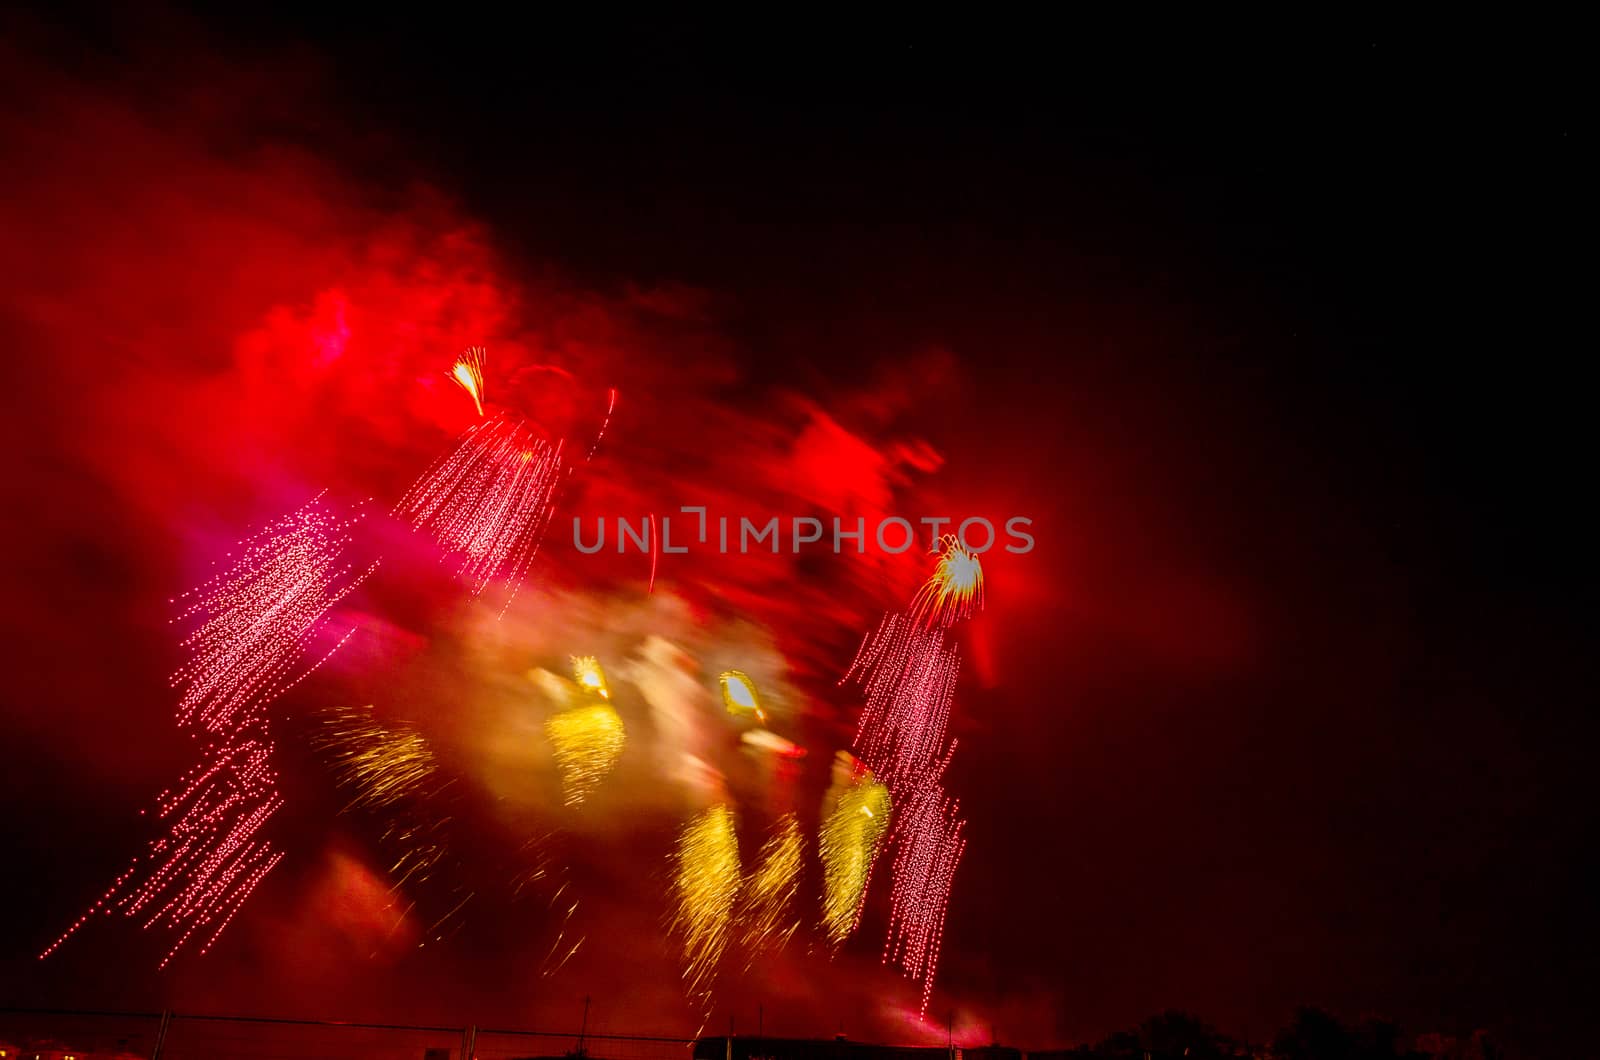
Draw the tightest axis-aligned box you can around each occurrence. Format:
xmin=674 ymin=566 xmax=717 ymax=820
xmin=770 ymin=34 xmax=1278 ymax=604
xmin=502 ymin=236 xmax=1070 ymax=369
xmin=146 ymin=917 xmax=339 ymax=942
xmin=910 ymin=533 xmax=984 ymax=628
xmin=738 ymin=813 xmax=802 ymax=961
xmin=449 ymin=346 xmax=487 ymax=416
xmin=546 ymin=703 xmax=625 ymax=807
xmin=670 ymin=804 xmax=742 ymax=1009
xmin=819 ymin=759 xmax=891 ymax=948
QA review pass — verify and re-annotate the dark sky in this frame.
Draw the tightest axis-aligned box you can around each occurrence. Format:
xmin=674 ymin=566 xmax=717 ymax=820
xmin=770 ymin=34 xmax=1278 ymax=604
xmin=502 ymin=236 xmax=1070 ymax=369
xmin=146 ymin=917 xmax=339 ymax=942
xmin=0 ymin=12 xmax=1590 ymax=1058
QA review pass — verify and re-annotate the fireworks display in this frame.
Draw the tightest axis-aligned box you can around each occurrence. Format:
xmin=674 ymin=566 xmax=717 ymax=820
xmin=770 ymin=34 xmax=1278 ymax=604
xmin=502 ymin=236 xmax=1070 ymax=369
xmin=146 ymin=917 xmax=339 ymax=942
xmin=44 ymin=499 xmax=374 ymax=967
xmin=818 ymin=757 xmax=891 ymax=949
xmin=450 ymin=345 xmax=487 ymax=416
xmin=396 ymin=411 xmax=564 ymax=601
xmin=909 ymin=533 xmax=985 ymax=629
xmin=738 ymin=812 xmax=803 ymax=963
xmin=670 ymin=804 xmax=742 ymax=1011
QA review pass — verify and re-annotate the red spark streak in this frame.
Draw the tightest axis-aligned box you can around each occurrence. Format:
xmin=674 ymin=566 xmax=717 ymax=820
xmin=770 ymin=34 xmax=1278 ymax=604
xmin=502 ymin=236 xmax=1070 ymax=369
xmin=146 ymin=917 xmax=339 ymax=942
xmin=396 ymin=412 xmax=563 ymax=602
xmin=648 ymin=512 xmax=660 ymax=594
xmin=584 ymin=387 xmax=617 ymax=465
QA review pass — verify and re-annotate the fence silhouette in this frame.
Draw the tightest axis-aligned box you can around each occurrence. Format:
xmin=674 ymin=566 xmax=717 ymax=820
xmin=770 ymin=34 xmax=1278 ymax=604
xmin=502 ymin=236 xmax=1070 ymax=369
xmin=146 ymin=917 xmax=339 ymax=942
xmin=0 ymin=1008 xmax=700 ymax=1060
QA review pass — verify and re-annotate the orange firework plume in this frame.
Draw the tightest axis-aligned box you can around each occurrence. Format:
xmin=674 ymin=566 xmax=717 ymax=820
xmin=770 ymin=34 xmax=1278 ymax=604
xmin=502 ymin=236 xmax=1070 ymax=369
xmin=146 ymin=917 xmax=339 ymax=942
xmin=449 ymin=346 xmax=487 ymax=416
xmin=910 ymin=533 xmax=984 ymax=628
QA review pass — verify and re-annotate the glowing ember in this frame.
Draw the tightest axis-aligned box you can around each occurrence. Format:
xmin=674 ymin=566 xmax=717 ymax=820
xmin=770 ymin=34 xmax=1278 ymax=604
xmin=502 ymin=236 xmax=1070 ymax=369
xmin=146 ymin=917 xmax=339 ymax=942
xmin=910 ymin=533 xmax=984 ymax=629
xmin=669 ymin=804 xmax=742 ymax=1012
xmin=449 ymin=345 xmax=487 ymax=416
xmin=396 ymin=412 xmax=564 ymax=602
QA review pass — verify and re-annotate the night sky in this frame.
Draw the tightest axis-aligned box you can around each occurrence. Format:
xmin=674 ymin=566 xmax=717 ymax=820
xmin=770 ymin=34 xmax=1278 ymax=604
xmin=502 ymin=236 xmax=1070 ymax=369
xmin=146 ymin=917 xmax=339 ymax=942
xmin=0 ymin=13 xmax=1589 ymax=1058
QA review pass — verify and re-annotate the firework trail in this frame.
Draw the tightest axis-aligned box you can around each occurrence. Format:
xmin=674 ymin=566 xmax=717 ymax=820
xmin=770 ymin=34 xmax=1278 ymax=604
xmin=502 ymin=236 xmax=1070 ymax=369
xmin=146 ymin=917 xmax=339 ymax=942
xmin=172 ymin=500 xmax=378 ymax=736
xmin=843 ymin=613 xmax=960 ymax=784
xmin=909 ymin=534 xmax=984 ymax=629
xmin=670 ymin=804 xmax=742 ymax=1013
xmin=818 ymin=756 xmax=891 ymax=950
xmin=883 ymin=777 xmax=967 ymax=1014
xmin=583 ymin=387 xmax=617 ymax=464
xmin=396 ymin=412 xmax=564 ymax=602
xmin=737 ymin=812 xmax=802 ymax=964
xmin=44 ymin=499 xmax=373 ymax=967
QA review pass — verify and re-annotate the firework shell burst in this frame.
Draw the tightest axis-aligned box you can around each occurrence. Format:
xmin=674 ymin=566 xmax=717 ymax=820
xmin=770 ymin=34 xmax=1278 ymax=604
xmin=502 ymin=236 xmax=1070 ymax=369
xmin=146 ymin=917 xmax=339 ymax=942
xmin=843 ymin=612 xmax=960 ymax=784
xmin=909 ymin=533 xmax=984 ymax=629
xmin=883 ymin=777 xmax=968 ymax=1014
